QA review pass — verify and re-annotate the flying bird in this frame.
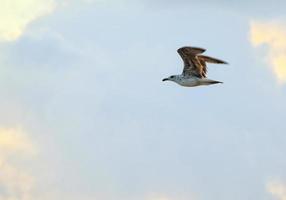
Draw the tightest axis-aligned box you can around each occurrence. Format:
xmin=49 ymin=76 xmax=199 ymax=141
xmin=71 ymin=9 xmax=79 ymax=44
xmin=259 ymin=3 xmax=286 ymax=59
xmin=162 ymin=46 xmax=228 ymax=87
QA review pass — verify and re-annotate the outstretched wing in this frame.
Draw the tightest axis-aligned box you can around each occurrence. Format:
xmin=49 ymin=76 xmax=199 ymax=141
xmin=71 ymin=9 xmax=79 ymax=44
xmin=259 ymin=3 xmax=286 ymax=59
xmin=197 ymin=55 xmax=228 ymax=64
xmin=177 ymin=46 xmax=207 ymax=78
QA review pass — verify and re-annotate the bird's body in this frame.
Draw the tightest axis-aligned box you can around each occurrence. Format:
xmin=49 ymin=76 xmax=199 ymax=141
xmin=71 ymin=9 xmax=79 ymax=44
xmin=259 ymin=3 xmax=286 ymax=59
xmin=163 ymin=46 xmax=227 ymax=87
xmin=176 ymin=75 xmax=200 ymax=87
xmin=166 ymin=75 xmax=223 ymax=87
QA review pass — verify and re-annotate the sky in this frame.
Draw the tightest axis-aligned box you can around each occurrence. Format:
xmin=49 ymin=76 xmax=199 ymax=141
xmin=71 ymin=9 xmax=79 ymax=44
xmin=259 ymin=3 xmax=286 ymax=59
xmin=0 ymin=0 xmax=286 ymax=200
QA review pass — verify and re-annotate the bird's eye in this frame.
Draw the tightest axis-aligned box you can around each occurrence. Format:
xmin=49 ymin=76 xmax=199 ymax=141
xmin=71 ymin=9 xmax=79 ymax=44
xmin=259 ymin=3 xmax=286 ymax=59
xmin=170 ymin=76 xmax=175 ymax=78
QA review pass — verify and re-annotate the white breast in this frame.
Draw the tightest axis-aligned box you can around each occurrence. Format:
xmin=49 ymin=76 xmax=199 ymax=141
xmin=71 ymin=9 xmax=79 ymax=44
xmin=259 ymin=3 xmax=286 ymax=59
xmin=177 ymin=77 xmax=200 ymax=87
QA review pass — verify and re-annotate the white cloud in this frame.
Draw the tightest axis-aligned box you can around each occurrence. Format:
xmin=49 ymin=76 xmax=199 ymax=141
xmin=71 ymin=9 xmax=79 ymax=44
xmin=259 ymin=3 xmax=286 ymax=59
xmin=250 ymin=21 xmax=286 ymax=84
xmin=0 ymin=127 xmax=36 ymax=200
xmin=0 ymin=0 xmax=56 ymax=41
xmin=0 ymin=128 xmax=36 ymax=154
xmin=267 ymin=181 xmax=286 ymax=200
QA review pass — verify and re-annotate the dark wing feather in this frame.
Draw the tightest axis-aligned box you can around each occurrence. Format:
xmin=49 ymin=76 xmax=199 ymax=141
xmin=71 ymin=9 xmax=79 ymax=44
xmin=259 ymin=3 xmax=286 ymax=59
xmin=197 ymin=55 xmax=228 ymax=77
xmin=197 ymin=55 xmax=228 ymax=64
xmin=177 ymin=47 xmax=207 ymax=78
xmin=178 ymin=46 xmax=206 ymax=54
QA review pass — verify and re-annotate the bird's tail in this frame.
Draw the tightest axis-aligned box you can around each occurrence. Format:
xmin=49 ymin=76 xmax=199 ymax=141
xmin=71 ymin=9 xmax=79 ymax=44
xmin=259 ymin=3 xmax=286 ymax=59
xmin=208 ymin=80 xmax=223 ymax=84
xmin=200 ymin=79 xmax=223 ymax=85
xmin=198 ymin=55 xmax=228 ymax=64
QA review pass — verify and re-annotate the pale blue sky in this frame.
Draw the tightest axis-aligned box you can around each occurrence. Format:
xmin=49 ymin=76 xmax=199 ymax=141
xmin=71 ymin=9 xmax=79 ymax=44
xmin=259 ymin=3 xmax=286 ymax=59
xmin=0 ymin=1 xmax=286 ymax=200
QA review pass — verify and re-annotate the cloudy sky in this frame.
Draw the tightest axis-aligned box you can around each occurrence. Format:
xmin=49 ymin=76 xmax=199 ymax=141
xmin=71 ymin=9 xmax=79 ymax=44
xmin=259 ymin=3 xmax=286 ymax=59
xmin=0 ymin=0 xmax=286 ymax=200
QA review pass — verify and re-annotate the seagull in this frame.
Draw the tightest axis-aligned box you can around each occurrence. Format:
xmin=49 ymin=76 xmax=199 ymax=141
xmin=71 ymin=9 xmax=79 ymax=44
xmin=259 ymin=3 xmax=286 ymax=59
xmin=162 ymin=46 xmax=228 ymax=87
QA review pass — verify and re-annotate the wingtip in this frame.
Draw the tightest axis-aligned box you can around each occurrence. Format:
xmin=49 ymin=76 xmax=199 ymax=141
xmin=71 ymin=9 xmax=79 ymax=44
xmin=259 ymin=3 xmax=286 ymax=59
xmin=177 ymin=46 xmax=206 ymax=54
xmin=217 ymin=60 xmax=228 ymax=65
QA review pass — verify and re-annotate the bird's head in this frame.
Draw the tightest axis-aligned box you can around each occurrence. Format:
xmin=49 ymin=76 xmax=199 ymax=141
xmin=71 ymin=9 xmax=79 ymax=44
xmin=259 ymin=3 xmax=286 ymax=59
xmin=162 ymin=75 xmax=177 ymax=82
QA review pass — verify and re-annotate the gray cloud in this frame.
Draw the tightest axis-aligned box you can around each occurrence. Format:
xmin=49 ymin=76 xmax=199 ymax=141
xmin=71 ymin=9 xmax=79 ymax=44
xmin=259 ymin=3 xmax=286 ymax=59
xmin=134 ymin=0 xmax=286 ymax=18
xmin=0 ymin=1 xmax=286 ymax=200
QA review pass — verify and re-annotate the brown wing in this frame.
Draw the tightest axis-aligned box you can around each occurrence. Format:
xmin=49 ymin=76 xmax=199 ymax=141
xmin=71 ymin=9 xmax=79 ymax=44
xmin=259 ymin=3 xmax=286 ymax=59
xmin=177 ymin=47 xmax=207 ymax=78
xmin=196 ymin=55 xmax=228 ymax=77
xmin=197 ymin=55 xmax=228 ymax=64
